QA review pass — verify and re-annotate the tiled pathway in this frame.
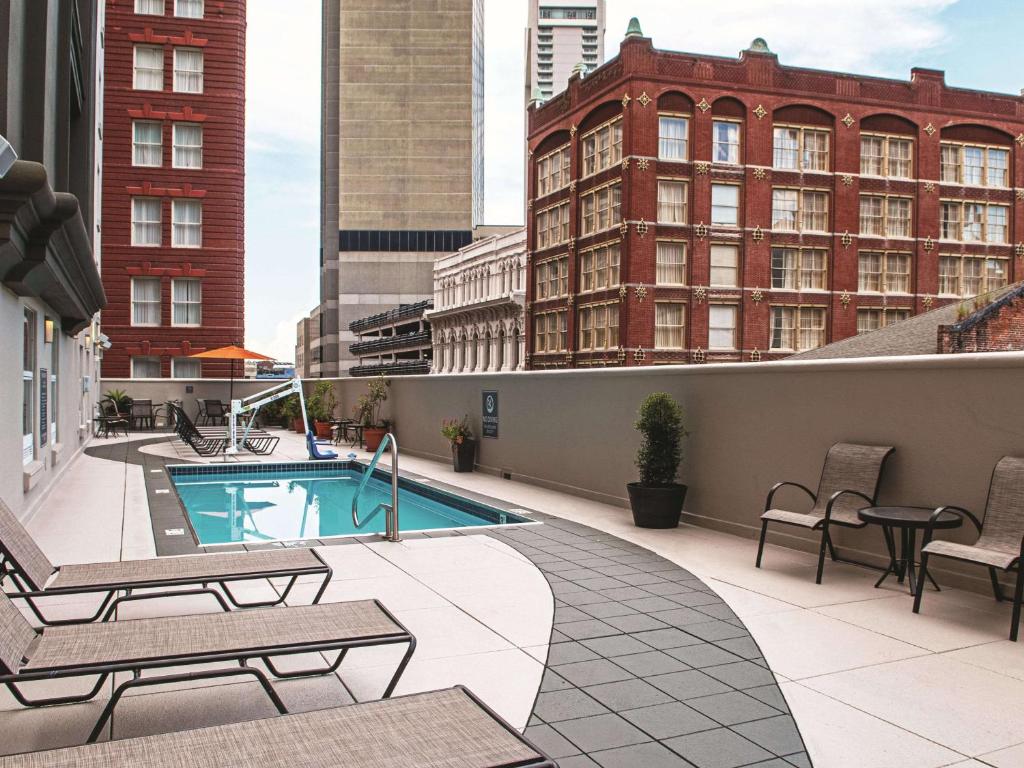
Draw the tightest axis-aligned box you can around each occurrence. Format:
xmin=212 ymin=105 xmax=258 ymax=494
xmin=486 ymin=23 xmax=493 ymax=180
xmin=489 ymin=515 xmax=809 ymax=768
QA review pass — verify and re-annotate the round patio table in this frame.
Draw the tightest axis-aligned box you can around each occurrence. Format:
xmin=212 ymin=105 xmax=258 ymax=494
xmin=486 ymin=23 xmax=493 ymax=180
xmin=857 ymin=506 xmax=962 ymax=596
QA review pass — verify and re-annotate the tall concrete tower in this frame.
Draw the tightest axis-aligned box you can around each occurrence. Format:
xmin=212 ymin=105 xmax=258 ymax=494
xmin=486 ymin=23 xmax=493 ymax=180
xmin=526 ymin=0 xmax=605 ymax=103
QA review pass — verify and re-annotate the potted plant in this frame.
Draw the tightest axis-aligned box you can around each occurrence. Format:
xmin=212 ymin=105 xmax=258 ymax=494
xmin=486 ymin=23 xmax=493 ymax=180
xmin=103 ymin=389 xmax=132 ymax=415
xmin=359 ymin=376 xmax=390 ymax=451
xmin=441 ymin=416 xmax=475 ymax=472
xmin=308 ymin=381 xmax=337 ymax=440
xmin=282 ymin=394 xmax=304 ymax=433
xmin=627 ymin=392 xmax=688 ymax=528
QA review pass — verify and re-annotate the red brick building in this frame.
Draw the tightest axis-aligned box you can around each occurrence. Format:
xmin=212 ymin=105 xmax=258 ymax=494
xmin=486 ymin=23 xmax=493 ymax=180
xmin=525 ymin=22 xmax=1024 ymax=368
xmin=100 ymin=0 xmax=245 ymax=378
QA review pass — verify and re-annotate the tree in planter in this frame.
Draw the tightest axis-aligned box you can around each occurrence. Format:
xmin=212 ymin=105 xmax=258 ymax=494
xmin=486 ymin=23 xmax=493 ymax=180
xmin=282 ymin=394 xmax=304 ymax=432
xmin=628 ymin=393 xmax=688 ymax=528
xmin=307 ymin=382 xmax=338 ymax=439
xmin=359 ymin=376 xmax=390 ymax=451
xmin=441 ymin=416 xmax=475 ymax=472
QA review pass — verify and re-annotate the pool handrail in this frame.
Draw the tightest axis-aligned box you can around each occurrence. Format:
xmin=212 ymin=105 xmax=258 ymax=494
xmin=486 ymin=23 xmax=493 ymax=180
xmin=351 ymin=433 xmax=401 ymax=542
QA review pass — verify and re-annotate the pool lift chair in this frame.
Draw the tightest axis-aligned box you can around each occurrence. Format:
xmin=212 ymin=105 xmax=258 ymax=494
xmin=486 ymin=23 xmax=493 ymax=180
xmin=227 ymin=377 xmax=335 ymax=460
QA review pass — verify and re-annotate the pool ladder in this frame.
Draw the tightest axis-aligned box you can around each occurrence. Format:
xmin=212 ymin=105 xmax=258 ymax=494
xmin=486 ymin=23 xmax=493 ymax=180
xmin=351 ymin=432 xmax=401 ymax=542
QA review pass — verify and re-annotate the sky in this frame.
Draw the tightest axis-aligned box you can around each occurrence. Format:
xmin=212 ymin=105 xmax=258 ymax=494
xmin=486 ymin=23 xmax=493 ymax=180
xmin=244 ymin=0 xmax=1024 ymax=361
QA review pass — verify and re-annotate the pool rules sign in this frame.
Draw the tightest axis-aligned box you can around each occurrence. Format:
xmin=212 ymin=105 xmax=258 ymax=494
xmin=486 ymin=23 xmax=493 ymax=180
xmin=482 ymin=391 xmax=498 ymax=438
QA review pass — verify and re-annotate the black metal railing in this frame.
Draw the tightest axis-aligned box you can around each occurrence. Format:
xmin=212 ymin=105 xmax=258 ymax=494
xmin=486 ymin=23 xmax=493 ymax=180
xmin=349 ymin=359 xmax=430 ymax=378
xmin=349 ymin=330 xmax=431 ymax=355
xmin=348 ymin=301 xmax=433 ymax=333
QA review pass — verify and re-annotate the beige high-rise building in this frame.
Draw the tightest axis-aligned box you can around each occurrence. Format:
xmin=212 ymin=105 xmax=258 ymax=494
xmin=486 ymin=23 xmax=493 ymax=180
xmin=526 ymin=1 xmax=605 ymax=102
xmin=315 ymin=0 xmax=484 ymax=376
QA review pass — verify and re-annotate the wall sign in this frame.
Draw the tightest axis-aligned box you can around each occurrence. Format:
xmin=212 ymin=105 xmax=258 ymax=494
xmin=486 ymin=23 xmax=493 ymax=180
xmin=482 ymin=390 xmax=498 ymax=438
xmin=39 ymin=368 xmax=48 ymax=446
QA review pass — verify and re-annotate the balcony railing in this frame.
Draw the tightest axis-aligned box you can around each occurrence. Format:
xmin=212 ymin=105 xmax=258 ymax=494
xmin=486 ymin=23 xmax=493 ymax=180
xmin=349 ymin=330 xmax=431 ymax=356
xmin=349 ymin=301 xmax=433 ymax=334
xmin=349 ymin=359 xmax=430 ymax=378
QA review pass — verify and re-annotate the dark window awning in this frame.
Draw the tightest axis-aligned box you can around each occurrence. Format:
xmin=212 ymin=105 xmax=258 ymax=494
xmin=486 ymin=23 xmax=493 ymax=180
xmin=0 ymin=161 xmax=106 ymax=334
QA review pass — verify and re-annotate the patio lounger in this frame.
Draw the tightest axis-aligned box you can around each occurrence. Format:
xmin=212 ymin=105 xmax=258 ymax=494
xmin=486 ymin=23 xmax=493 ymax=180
xmin=756 ymin=442 xmax=895 ymax=583
xmin=170 ymin=404 xmax=228 ymax=455
xmin=914 ymin=456 xmax=1024 ymax=641
xmin=0 ymin=498 xmax=332 ymax=625
xmin=0 ymin=686 xmax=556 ymax=767
xmin=195 ymin=424 xmax=281 ymax=455
xmin=0 ymin=589 xmax=416 ymax=743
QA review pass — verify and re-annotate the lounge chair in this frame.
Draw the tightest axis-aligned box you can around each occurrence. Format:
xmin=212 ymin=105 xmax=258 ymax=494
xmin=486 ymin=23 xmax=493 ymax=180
xmin=0 ymin=589 xmax=416 ymax=743
xmin=0 ymin=497 xmax=332 ymax=625
xmin=0 ymin=687 xmax=556 ymax=767
xmin=914 ymin=456 xmax=1024 ymax=641
xmin=756 ymin=442 xmax=895 ymax=583
xmin=170 ymin=403 xmax=228 ymax=455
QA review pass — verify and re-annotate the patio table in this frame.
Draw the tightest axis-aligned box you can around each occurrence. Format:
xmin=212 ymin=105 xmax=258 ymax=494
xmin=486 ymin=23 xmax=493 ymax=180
xmin=858 ymin=506 xmax=962 ymax=596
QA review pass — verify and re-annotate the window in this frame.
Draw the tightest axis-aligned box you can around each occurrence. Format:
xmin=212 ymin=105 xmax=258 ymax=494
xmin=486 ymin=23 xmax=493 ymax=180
xmin=857 ymin=309 xmax=910 ymax=334
xmin=772 ymin=126 xmax=829 ymax=171
xmin=771 ymin=248 xmax=827 ymax=290
xmin=659 ymin=116 xmax=689 ymax=160
xmin=581 ymin=118 xmax=623 ymax=176
xmin=940 ymin=201 xmax=1009 ymax=243
xmin=536 ymin=144 xmax=570 ymax=196
xmin=174 ymin=0 xmax=203 ymax=18
xmin=857 ymin=252 xmax=911 ymax=293
xmin=655 ymin=303 xmax=686 ymax=349
xmin=938 ymin=255 xmax=1008 ymax=297
xmin=710 ymin=244 xmax=739 ymax=287
xmin=859 ymin=195 xmax=912 ymax=237
xmin=537 ymin=202 xmax=569 ymax=248
xmin=133 ymin=45 xmax=164 ymax=90
xmin=132 ymin=121 xmax=162 ymax=167
xmin=712 ymin=121 xmax=740 ymax=164
xmin=708 ymin=305 xmax=737 ymax=350
xmin=710 ymin=184 xmax=739 ymax=226
xmin=657 ymin=180 xmax=687 ymax=224
xmin=172 ymin=278 xmax=202 ymax=326
xmin=939 ymin=142 xmax=1010 ymax=187
xmin=172 ymin=357 xmax=201 ymax=378
xmin=172 ymin=123 xmax=202 ymax=169
xmin=173 ymin=47 xmax=203 ymax=93
xmin=770 ymin=307 xmax=826 ymax=351
xmin=580 ymin=243 xmax=620 ymax=292
xmin=771 ymin=189 xmax=828 ymax=232
xmin=131 ymin=278 xmax=161 ymax=326
xmin=578 ymin=303 xmax=619 ymax=350
xmin=580 ymin=183 xmax=621 ymax=235
xmin=131 ymin=356 xmax=162 ymax=378
xmin=860 ymin=134 xmax=912 ymax=178
xmin=22 ymin=309 xmax=36 ymax=464
xmin=656 ymin=241 xmax=686 ymax=285
xmin=136 ymin=0 xmax=164 ymax=14
xmin=172 ymin=200 xmax=202 ymax=247
xmin=534 ymin=310 xmax=567 ymax=352
xmin=534 ymin=256 xmax=568 ymax=299
xmin=131 ymin=197 xmax=161 ymax=246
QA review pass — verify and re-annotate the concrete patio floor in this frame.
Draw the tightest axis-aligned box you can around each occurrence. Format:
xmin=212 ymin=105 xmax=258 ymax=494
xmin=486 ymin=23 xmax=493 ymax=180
xmin=6 ymin=427 xmax=1024 ymax=767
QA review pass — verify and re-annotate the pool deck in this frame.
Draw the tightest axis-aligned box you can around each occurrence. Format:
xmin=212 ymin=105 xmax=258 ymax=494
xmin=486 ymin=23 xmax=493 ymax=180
xmin=7 ymin=428 xmax=1024 ymax=767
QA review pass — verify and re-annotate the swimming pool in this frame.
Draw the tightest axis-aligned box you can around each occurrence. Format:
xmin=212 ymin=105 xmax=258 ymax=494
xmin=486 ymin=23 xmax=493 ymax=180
xmin=168 ymin=462 xmax=534 ymax=546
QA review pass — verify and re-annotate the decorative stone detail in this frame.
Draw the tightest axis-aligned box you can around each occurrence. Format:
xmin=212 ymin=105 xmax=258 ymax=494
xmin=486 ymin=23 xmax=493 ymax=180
xmin=753 ymin=167 xmax=767 ymax=180
xmin=750 ymin=348 xmax=762 ymax=362
xmin=619 ymin=221 xmax=629 ymax=237
xmin=841 ymin=113 xmax=855 ymax=128
xmin=1017 ymin=133 xmax=1024 ymax=147
xmin=566 ymin=293 xmax=574 ymax=306
xmin=570 ymin=123 xmax=577 ymax=137
xmin=840 ymin=290 xmax=852 ymax=309
xmin=923 ymin=181 xmax=936 ymax=193
xmin=635 ymin=284 xmax=647 ymax=301
xmin=694 ymin=286 xmax=707 ymax=303
xmin=622 ymin=156 xmax=630 ymax=169
xmin=637 ymin=91 xmax=651 ymax=107
xmin=617 ymin=346 xmax=627 ymax=362
xmin=568 ymin=236 xmax=576 ymax=252
xmin=753 ymin=104 xmax=767 ymax=120
xmin=692 ymin=347 xmax=706 ymax=363
xmin=618 ymin=285 xmax=628 ymax=299
xmin=752 ymin=225 xmax=764 ymax=242
xmin=1017 ymin=189 xmax=1024 ymax=201
xmin=697 ymin=97 xmax=710 ymax=113
xmin=634 ymin=347 xmax=646 ymax=362
xmin=841 ymin=230 xmax=853 ymax=248
xmin=840 ymin=174 xmax=853 ymax=186
xmin=527 ymin=199 xmax=533 ymax=210
xmin=636 ymin=157 xmax=650 ymax=171
xmin=924 ymin=123 xmax=936 ymax=136
xmin=569 ymin=180 xmax=576 ymax=193
xmin=636 ymin=219 xmax=649 ymax=236
xmin=621 ymin=92 xmax=631 ymax=107
xmin=695 ymin=221 xmax=708 ymax=240
xmin=566 ymin=351 xmax=574 ymax=363
xmin=922 ymin=296 xmax=934 ymax=309
xmin=751 ymin=287 xmax=764 ymax=303
xmin=1016 ymin=242 xmax=1024 ymax=259
xmin=695 ymin=161 xmax=710 ymax=175
xmin=923 ymin=236 xmax=934 ymax=252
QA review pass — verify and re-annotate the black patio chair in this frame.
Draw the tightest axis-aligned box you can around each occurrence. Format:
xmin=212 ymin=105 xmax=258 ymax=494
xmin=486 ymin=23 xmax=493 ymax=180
xmin=204 ymin=399 xmax=228 ymax=426
xmin=129 ymin=399 xmax=160 ymax=431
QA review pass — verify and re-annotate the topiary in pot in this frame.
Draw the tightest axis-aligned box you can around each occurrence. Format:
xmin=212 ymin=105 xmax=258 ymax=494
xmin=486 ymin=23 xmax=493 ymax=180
xmin=627 ymin=392 xmax=688 ymax=528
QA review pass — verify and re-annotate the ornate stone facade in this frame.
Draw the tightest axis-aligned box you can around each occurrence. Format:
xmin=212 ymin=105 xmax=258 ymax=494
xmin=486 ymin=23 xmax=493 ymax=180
xmin=427 ymin=228 xmax=527 ymax=373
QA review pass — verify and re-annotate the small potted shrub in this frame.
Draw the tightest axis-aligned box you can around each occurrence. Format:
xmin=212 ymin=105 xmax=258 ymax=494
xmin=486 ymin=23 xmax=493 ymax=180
xmin=103 ymin=389 xmax=132 ymax=415
xmin=441 ymin=416 xmax=475 ymax=472
xmin=308 ymin=381 xmax=337 ymax=440
xmin=360 ymin=376 xmax=390 ymax=451
xmin=627 ymin=392 xmax=688 ymax=528
xmin=282 ymin=394 xmax=304 ymax=433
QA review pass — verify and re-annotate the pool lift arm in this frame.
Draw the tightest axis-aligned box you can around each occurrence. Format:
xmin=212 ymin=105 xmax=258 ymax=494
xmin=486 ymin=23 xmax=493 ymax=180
xmin=226 ymin=377 xmax=309 ymax=455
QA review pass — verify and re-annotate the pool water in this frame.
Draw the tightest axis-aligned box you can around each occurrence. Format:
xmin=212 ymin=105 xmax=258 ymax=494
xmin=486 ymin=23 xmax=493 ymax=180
xmin=169 ymin=464 xmax=532 ymax=545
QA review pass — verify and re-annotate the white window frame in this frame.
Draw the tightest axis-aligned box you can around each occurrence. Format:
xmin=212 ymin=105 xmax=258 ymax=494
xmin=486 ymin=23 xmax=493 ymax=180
xmin=131 ymin=277 xmax=162 ymax=327
xmin=132 ymin=120 xmax=163 ymax=167
xmin=172 ymin=122 xmax=203 ymax=169
xmin=132 ymin=44 xmax=164 ymax=91
xmin=938 ymin=254 xmax=1009 ymax=298
xmin=135 ymin=0 xmax=165 ymax=15
xmin=174 ymin=0 xmax=204 ymax=18
xmin=580 ymin=117 xmax=623 ymax=177
xmin=579 ymin=242 xmax=620 ymax=293
xmin=171 ymin=357 xmax=202 ymax=378
xmin=131 ymin=197 xmax=162 ymax=247
xmin=710 ymin=244 xmax=740 ymax=288
xmin=131 ymin=356 xmax=162 ymax=379
xmin=655 ymin=302 xmax=686 ymax=349
xmin=171 ymin=278 xmax=202 ymax=327
xmin=711 ymin=120 xmax=741 ymax=165
xmin=772 ymin=124 xmax=830 ymax=171
xmin=580 ymin=182 xmax=621 ymax=236
xmin=772 ymin=188 xmax=828 ymax=233
xmin=939 ymin=141 xmax=1010 ymax=188
xmin=710 ymin=183 xmax=740 ymax=227
xmin=857 ymin=308 xmax=911 ymax=334
xmin=658 ymin=114 xmax=689 ymax=161
xmin=708 ymin=304 xmax=738 ymax=350
xmin=656 ymin=179 xmax=687 ymax=224
xmin=656 ymin=240 xmax=686 ymax=286
xmin=857 ymin=251 xmax=912 ymax=294
xmin=859 ymin=194 xmax=913 ymax=238
xmin=173 ymin=47 xmax=204 ymax=94
xmin=860 ymin=133 xmax=913 ymax=179
xmin=771 ymin=247 xmax=827 ymax=291
xmin=577 ymin=302 xmax=620 ymax=351
xmin=770 ymin=306 xmax=826 ymax=352
xmin=939 ymin=200 xmax=1009 ymax=244
xmin=171 ymin=199 xmax=202 ymax=248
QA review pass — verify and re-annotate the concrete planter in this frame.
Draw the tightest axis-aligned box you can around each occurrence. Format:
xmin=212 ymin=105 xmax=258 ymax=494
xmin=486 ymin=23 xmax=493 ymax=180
xmin=627 ymin=482 xmax=687 ymax=529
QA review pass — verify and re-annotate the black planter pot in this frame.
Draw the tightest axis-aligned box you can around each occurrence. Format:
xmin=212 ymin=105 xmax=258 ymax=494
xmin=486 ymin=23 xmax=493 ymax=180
xmin=452 ymin=438 xmax=476 ymax=472
xmin=627 ymin=482 xmax=688 ymax=528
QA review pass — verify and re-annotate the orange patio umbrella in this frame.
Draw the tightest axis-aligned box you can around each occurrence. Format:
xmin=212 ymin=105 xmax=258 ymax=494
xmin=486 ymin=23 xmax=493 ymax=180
xmin=190 ymin=345 xmax=274 ymax=402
